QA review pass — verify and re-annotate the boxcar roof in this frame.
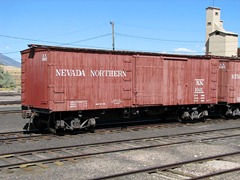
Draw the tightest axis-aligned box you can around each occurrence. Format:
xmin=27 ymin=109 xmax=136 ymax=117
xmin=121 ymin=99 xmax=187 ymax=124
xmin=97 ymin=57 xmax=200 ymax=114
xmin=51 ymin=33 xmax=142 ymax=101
xmin=21 ymin=44 xmax=240 ymax=60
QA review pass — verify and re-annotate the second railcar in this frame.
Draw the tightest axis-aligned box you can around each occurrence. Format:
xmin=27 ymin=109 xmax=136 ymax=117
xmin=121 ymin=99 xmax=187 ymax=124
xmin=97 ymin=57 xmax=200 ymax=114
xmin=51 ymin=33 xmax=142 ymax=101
xmin=218 ymin=58 xmax=240 ymax=117
xmin=21 ymin=44 xmax=218 ymax=132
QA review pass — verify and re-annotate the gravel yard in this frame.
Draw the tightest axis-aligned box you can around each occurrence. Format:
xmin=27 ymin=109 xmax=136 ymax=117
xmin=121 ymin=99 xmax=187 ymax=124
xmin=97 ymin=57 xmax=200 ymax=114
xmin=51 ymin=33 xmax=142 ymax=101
xmin=0 ymin=112 xmax=240 ymax=180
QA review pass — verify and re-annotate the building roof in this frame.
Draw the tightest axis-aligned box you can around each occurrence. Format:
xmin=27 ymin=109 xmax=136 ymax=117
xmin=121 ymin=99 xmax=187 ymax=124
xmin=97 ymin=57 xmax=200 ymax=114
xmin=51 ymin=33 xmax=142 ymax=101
xmin=206 ymin=6 xmax=220 ymax=10
xmin=209 ymin=30 xmax=238 ymax=37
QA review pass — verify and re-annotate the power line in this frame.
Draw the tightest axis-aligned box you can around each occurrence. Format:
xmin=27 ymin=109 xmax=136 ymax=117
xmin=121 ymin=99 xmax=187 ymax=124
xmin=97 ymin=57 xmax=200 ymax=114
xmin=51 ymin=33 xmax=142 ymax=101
xmin=39 ymin=22 xmax=108 ymax=40
xmin=0 ymin=32 xmax=239 ymax=58
xmin=115 ymin=21 xmax=203 ymax=33
xmin=0 ymin=33 xmax=112 ymax=50
xmin=0 ymin=33 xmax=113 ymax=58
xmin=62 ymin=33 xmax=111 ymax=45
xmin=115 ymin=32 xmax=204 ymax=43
xmin=116 ymin=32 xmax=240 ymax=44
xmin=1 ymin=31 xmax=238 ymax=48
xmin=0 ymin=33 xmax=112 ymax=46
xmin=0 ymin=51 xmax=19 ymax=54
xmin=0 ymin=34 xmax=63 ymax=45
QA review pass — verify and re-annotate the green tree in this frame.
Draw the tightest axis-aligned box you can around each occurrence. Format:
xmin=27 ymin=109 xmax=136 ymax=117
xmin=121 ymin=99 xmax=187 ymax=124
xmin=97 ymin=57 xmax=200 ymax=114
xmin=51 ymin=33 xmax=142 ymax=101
xmin=0 ymin=66 xmax=16 ymax=89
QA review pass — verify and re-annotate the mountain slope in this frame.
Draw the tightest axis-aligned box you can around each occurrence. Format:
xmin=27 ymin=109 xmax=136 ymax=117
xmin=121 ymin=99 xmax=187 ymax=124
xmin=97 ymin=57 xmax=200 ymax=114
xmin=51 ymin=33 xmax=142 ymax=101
xmin=0 ymin=53 xmax=21 ymax=68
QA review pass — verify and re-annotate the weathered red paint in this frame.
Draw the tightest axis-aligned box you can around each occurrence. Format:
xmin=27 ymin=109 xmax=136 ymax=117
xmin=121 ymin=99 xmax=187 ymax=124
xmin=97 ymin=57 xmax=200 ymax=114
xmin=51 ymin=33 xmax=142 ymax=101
xmin=21 ymin=45 xmax=219 ymax=112
xmin=218 ymin=59 xmax=240 ymax=104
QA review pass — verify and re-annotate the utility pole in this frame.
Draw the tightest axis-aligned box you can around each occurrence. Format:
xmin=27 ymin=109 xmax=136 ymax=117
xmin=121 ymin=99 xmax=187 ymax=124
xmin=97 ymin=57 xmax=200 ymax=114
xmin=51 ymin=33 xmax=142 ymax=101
xmin=110 ymin=21 xmax=115 ymax=50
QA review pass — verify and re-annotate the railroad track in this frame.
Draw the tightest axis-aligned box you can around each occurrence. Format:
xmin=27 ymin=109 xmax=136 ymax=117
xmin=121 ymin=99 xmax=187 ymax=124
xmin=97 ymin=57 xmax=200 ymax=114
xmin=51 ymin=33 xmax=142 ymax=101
xmin=93 ymin=152 xmax=240 ymax=180
xmin=0 ymin=101 xmax=21 ymax=105
xmin=0 ymin=110 xmax=21 ymax=115
xmin=0 ymin=119 xmax=237 ymax=144
xmin=0 ymin=131 xmax=53 ymax=144
xmin=0 ymin=122 xmax=177 ymax=144
xmin=0 ymin=126 xmax=240 ymax=175
xmin=0 ymin=92 xmax=21 ymax=96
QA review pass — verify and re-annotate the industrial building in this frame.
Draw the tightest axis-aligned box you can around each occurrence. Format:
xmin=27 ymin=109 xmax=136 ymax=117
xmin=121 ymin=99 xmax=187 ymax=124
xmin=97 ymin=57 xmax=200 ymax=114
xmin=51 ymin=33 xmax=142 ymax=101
xmin=205 ymin=7 xmax=238 ymax=57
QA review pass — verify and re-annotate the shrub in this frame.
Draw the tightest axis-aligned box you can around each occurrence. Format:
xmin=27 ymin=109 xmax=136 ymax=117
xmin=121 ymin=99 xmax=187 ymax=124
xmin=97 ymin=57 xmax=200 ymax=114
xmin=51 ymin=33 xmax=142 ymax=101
xmin=0 ymin=66 xmax=16 ymax=88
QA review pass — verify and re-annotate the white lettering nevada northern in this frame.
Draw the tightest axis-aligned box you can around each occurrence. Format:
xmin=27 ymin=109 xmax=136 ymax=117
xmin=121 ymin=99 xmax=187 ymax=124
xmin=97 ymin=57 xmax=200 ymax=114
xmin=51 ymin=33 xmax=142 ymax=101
xmin=56 ymin=69 xmax=126 ymax=77
xmin=90 ymin=70 xmax=126 ymax=77
xmin=56 ymin=69 xmax=86 ymax=76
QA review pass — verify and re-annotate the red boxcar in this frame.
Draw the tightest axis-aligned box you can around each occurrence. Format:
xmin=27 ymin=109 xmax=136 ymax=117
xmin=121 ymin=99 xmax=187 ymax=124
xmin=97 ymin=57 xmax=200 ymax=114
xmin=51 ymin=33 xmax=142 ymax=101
xmin=218 ymin=58 xmax=240 ymax=117
xmin=21 ymin=45 xmax=219 ymax=131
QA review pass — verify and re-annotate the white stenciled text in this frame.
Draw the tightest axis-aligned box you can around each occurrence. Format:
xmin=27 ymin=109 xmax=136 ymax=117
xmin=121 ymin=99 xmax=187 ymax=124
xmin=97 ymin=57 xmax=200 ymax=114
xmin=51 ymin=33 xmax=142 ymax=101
xmin=56 ymin=69 xmax=126 ymax=77
xmin=56 ymin=69 xmax=86 ymax=76
xmin=90 ymin=70 xmax=126 ymax=77
xmin=231 ymin=74 xmax=240 ymax=79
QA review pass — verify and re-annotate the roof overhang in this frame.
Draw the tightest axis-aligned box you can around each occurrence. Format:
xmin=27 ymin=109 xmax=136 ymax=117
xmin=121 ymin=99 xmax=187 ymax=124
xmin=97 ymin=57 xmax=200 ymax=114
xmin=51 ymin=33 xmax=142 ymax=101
xmin=209 ymin=30 xmax=238 ymax=37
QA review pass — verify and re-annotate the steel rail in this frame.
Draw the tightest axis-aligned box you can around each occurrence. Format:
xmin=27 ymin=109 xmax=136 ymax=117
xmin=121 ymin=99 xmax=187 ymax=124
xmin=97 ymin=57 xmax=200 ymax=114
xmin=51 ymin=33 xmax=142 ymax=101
xmin=190 ymin=167 xmax=240 ymax=180
xmin=0 ymin=101 xmax=21 ymax=105
xmin=0 ymin=110 xmax=21 ymax=114
xmin=0 ymin=130 xmax=50 ymax=143
xmin=1 ymin=126 xmax=240 ymax=152
xmin=0 ymin=125 xmax=240 ymax=145
xmin=0 ymin=140 xmax=192 ymax=169
xmin=0 ymin=131 xmax=25 ymax=135
xmin=0 ymin=92 xmax=21 ymax=96
xmin=0 ymin=134 xmax=49 ymax=143
xmin=0 ymin=127 xmax=240 ymax=170
xmin=88 ymin=151 xmax=240 ymax=180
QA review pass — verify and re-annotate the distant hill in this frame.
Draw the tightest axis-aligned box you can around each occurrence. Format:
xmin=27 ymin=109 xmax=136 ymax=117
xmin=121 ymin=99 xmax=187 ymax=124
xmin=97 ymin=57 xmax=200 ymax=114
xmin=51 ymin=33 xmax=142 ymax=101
xmin=0 ymin=53 xmax=21 ymax=68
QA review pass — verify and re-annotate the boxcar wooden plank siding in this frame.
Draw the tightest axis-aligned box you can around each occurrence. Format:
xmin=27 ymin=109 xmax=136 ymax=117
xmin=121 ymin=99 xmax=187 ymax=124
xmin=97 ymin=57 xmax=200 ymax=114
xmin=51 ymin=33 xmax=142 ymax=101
xmin=21 ymin=45 xmax=219 ymax=112
xmin=218 ymin=59 xmax=240 ymax=104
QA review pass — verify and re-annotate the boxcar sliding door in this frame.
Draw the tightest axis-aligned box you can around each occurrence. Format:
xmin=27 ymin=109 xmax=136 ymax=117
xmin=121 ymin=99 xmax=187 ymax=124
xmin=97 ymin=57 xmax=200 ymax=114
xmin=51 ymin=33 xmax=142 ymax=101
xmin=134 ymin=56 xmax=163 ymax=106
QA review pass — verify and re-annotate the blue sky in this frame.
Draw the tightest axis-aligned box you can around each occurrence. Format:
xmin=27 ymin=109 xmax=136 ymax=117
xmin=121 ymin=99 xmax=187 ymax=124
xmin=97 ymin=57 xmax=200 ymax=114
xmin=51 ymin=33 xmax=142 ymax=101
xmin=0 ymin=0 xmax=239 ymax=62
